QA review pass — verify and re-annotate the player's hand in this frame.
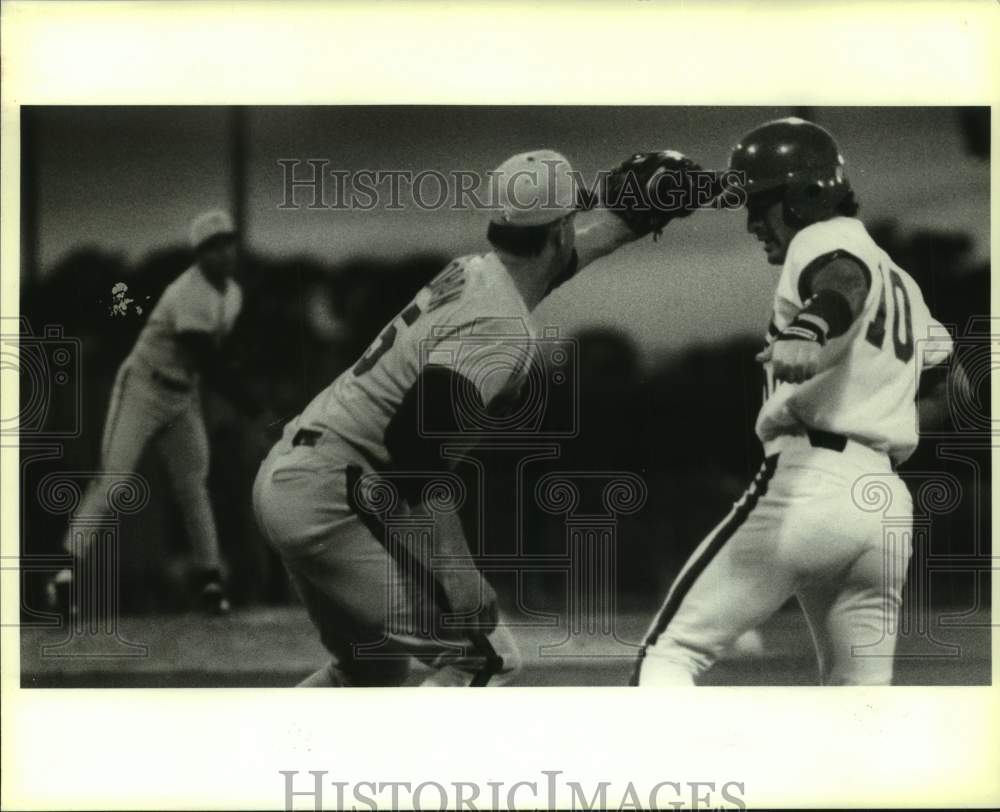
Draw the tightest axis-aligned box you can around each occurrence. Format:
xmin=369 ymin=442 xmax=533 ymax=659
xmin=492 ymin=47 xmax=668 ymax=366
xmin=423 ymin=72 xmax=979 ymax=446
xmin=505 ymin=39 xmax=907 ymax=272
xmin=756 ymin=340 xmax=822 ymax=384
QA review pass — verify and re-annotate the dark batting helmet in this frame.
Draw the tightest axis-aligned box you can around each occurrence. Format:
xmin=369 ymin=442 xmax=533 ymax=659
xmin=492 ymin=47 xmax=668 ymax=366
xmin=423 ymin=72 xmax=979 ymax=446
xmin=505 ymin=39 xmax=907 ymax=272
xmin=728 ymin=117 xmax=851 ymax=227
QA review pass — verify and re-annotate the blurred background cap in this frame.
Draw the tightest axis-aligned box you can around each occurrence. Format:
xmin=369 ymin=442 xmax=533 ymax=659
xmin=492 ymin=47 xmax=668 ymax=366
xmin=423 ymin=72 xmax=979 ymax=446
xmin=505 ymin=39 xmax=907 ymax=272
xmin=190 ymin=209 xmax=236 ymax=249
xmin=490 ymin=149 xmax=576 ymax=226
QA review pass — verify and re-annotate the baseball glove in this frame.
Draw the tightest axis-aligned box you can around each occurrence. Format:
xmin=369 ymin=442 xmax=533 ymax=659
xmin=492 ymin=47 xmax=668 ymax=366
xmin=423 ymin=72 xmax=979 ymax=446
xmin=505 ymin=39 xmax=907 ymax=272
xmin=586 ymin=151 xmax=717 ymax=240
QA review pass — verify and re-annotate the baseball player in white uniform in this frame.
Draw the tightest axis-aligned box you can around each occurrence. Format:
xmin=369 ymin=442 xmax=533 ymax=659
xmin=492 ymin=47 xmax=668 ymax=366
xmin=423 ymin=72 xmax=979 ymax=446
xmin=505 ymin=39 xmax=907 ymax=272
xmin=49 ymin=210 xmax=244 ymax=616
xmin=635 ymin=118 xmax=958 ymax=686
xmin=253 ymin=148 xmax=709 ymax=687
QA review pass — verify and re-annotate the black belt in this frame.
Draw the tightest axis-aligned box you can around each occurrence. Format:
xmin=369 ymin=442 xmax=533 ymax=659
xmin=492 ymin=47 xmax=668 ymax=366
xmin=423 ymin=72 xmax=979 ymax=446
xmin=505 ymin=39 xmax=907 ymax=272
xmin=152 ymin=370 xmax=192 ymax=393
xmin=292 ymin=428 xmax=323 ymax=447
xmin=806 ymin=429 xmax=848 ymax=453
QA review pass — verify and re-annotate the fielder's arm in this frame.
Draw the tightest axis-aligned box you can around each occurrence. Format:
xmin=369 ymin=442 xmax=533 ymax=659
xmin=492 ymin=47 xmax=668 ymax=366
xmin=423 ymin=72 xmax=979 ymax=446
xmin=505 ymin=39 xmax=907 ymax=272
xmin=549 ymin=150 xmax=711 ymax=292
xmin=544 ymin=209 xmax=635 ymax=295
xmin=757 ymin=256 xmax=869 ymax=383
xmin=384 ymin=366 xmax=499 ymax=630
xmin=573 ymin=207 xmax=637 ymax=271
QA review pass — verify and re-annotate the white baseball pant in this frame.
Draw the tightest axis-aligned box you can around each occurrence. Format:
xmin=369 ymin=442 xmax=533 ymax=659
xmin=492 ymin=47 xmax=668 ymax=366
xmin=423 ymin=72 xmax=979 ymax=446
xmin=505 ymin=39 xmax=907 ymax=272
xmin=252 ymin=420 xmax=521 ymax=687
xmin=635 ymin=433 xmax=912 ymax=686
xmin=66 ymin=356 xmax=221 ymax=571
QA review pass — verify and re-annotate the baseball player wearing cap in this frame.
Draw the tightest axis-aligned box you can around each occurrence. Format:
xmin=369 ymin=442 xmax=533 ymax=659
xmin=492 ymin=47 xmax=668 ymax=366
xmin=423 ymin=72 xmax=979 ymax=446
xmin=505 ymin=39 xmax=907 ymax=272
xmin=253 ymin=148 xmax=709 ymax=687
xmin=634 ymin=119 xmax=961 ymax=686
xmin=48 ymin=210 xmax=244 ymax=616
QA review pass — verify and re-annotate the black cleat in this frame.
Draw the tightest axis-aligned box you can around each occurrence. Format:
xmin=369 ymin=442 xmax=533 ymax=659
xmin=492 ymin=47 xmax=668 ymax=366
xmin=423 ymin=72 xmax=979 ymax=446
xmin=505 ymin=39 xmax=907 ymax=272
xmin=200 ymin=579 xmax=231 ymax=616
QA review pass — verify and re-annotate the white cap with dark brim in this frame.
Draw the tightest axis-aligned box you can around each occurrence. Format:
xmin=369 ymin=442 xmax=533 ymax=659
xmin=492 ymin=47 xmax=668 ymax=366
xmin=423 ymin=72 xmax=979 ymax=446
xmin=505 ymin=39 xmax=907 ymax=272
xmin=489 ymin=150 xmax=577 ymax=227
xmin=190 ymin=209 xmax=236 ymax=249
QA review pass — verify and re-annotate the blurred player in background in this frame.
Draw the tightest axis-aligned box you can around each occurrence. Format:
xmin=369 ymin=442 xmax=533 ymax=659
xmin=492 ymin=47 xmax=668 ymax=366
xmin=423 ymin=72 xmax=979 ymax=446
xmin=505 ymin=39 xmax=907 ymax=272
xmin=635 ymin=118 xmax=962 ymax=686
xmin=48 ymin=210 xmax=244 ymax=616
xmin=253 ymin=148 xmax=710 ymax=687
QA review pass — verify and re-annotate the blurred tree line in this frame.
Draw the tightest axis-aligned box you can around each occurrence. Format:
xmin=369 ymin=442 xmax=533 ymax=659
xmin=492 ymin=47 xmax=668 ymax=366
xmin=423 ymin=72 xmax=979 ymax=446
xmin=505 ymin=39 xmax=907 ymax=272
xmin=19 ymin=220 xmax=990 ymax=616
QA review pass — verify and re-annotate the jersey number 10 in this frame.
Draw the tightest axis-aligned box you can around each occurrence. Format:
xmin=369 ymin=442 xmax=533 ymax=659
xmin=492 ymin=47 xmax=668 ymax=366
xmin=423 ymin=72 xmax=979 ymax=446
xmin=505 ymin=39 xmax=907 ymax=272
xmin=865 ymin=266 xmax=913 ymax=363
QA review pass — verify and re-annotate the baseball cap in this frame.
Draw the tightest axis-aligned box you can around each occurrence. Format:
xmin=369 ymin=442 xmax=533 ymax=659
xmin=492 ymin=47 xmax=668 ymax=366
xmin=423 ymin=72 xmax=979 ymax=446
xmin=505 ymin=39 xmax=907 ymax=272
xmin=190 ymin=209 xmax=236 ymax=249
xmin=490 ymin=150 xmax=577 ymax=227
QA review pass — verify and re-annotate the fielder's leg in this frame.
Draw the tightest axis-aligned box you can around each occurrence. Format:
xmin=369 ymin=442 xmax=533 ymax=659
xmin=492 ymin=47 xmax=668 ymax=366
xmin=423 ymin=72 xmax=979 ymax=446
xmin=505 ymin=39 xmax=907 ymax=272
xmin=50 ymin=364 xmax=164 ymax=615
xmin=254 ymin=456 xmax=519 ymax=687
xmin=280 ymin=514 xmax=520 ymax=687
xmin=69 ymin=365 xmax=162 ymax=539
xmin=288 ymin=565 xmax=413 ymax=687
xmin=415 ymin=623 xmax=522 ymax=687
xmin=253 ymin=458 xmax=420 ymax=687
xmin=155 ymin=399 xmax=230 ymax=613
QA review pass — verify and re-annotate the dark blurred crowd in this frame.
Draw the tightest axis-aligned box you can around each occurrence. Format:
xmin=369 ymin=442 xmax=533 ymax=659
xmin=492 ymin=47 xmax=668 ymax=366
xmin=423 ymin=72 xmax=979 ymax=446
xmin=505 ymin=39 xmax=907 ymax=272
xmin=19 ymin=220 xmax=990 ymax=616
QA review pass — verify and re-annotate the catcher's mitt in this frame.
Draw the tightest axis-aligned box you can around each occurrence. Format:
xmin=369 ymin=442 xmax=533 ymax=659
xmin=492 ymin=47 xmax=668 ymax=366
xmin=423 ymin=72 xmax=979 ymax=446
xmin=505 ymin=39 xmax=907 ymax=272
xmin=587 ymin=151 xmax=718 ymax=240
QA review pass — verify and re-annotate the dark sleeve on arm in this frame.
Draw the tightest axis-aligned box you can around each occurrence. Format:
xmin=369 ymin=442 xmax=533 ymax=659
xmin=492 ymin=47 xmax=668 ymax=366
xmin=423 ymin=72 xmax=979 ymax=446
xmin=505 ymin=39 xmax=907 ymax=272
xmin=798 ymin=252 xmax=872 ymax=338
xmin=384 ymin=365 xmax=485 ymax=474
xmin=798 ymin=250 xmax=871 ymax=303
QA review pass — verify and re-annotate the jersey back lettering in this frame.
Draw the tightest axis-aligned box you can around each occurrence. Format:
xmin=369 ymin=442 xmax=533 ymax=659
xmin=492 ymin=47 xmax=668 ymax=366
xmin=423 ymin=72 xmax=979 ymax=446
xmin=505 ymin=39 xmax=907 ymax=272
xmin=298 ymin=253 xmax=537 ymax=467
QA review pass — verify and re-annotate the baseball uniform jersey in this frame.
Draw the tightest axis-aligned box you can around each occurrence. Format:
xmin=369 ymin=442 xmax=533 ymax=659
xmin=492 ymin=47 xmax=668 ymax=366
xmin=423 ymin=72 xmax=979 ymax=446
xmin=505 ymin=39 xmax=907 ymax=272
xmin=636 ymin=216 xmax=953 ymax=686
xmin=66 ymin=265 xmax=243 ymax=574
xmin=253 ymin=251 xmax=531 ymax=686
xmin=296 ymin=251 xmax=537 ymax=468
xmin=131 ymin=265 xmax=243 ymax=388
xmin=757 ymin=216 xmax=953 ymax=464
